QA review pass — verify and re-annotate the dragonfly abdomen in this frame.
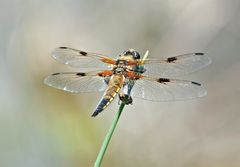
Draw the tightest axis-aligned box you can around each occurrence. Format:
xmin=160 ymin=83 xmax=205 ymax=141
xmin=92 ymin=74 xmax=124 ymax=117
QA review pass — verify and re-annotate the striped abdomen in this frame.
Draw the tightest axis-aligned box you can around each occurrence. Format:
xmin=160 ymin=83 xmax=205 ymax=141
xmin=92 ymin=74 xmax=124 ymax=117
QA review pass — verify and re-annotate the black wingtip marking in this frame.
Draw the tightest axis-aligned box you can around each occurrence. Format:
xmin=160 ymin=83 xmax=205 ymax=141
xmin=195 ymin=53 xmax=204 ymax=55
xmin=167 ymin=57 xmax=177 ymax=63
xmin=79 ymin=51 xmax=87 ymax=56
xmin=59 ymin=47 xmax=68 ymax=49
xmin=52 ymin=73 xmax=60 ymax=75
xmin=76 ymin=73 xmax=86 ymax=76
xmin=158 ymin=78 xmax=170 ymax=83
xmin=192 ymin=81 xmax=201 ymax=86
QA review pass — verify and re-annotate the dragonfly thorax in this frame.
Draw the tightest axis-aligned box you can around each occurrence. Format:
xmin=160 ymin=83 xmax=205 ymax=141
xmin=116 ymin=59 xmax=128 ymax=66
xmin=113 ymin=66 xmax=125 ymax=74
xmin=113 ymin=59 xmax=127 ymax=74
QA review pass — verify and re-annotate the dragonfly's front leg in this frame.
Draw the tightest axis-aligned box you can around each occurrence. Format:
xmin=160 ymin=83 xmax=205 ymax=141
xmin=118 ymin=79 xmax=135 ymax=105
xmin=118 ymin=93 xmax=133 ymax=105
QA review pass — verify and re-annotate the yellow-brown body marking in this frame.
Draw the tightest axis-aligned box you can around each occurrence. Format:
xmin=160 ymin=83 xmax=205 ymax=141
xmin=104 ymin=74 xmax=124 ymax=107
xmin=92 ymin=74 xmax=124 ymax=116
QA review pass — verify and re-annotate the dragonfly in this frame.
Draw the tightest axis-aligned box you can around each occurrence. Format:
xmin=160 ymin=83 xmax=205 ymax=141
xmin=44 ymin=47 xmax=211 ymax=117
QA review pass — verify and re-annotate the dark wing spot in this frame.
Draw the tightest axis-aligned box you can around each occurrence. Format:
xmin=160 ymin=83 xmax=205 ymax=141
xmin=59 ymin=47 xmax=68 ymax=49
xmin=195 ymin=53 xmax=204 ymax=55
xmin=79 ymin=51 xmax=87 ymax=56
xmin=191 ymin=81 xmax=201 ymax=86
xmin=76 ymin=73 xmax=86 ymax=76
xmin=158 ymin=78 xmax=170 ymax=83
xmin=167 ymin=57 xmax=177 ymax=63
xmin=98 ymin=73 xmax=103 ymax=77
xmin=52 ymin=73 xmax=60 ymax=75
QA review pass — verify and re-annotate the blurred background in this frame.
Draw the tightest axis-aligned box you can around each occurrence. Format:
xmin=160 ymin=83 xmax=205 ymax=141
xmin=1 ymin=0 xmax=240 ymax=167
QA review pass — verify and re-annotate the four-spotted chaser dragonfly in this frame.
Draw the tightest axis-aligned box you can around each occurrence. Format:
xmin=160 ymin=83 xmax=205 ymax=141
xmin=44 ymin=47 xmax=211 ymax=117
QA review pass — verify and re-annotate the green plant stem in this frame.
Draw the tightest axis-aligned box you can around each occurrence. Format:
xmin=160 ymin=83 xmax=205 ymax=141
xmin=94 ymin=95 xmax=128 ymax=167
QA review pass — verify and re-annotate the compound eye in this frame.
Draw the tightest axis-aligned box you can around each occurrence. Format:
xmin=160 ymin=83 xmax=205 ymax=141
xmin=124 ymin=50 xmax=131 ymax=55
xmin=133 ymin=51 xmax=140 ymax=59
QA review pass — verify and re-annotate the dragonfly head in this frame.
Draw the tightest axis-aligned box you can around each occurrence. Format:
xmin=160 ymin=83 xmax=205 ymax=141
xmin=122 ymin=49 xmax=140 ymax=60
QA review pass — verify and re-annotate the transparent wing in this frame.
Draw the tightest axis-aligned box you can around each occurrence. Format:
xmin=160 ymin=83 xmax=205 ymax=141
xmin=143 ymin=53 xmax=211 ymax=77
xmin=52 ymin=47 xmax=115 ymax=69
xmin=44 ymin=72 xmax=107 ymax=93
xmin=131 ymin=77 xmax=207 ymax=101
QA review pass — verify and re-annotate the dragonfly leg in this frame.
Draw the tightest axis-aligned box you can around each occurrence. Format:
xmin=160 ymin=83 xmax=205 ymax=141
xmin=119 ymin=93 xmax=133 ymax=105
xmin=118 ymin=99 xmax=121 ymax=105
